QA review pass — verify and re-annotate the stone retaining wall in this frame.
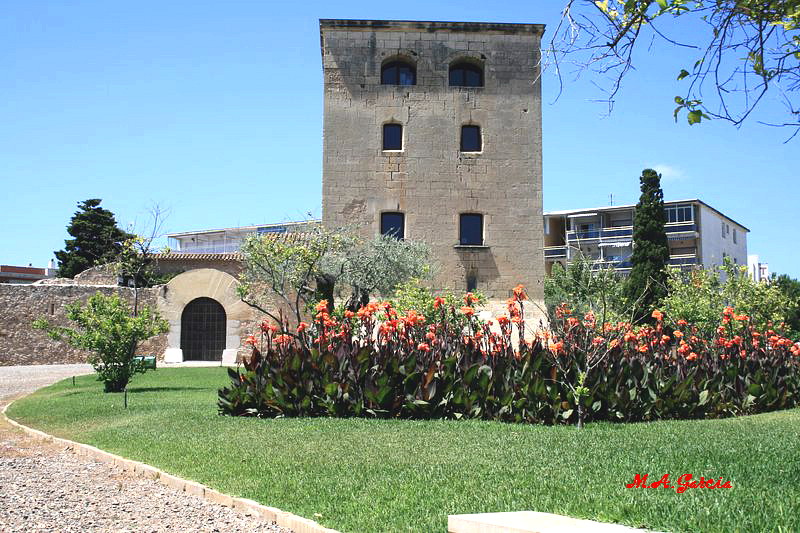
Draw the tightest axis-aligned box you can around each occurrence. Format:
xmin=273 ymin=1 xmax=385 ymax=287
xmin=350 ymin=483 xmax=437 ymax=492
xmin=0 ymin=284 xmax=166 ymax=366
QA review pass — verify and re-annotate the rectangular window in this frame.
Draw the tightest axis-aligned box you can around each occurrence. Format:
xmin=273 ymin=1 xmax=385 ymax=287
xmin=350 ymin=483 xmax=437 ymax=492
xmin=722 ymin=221 xmax=726 ymax=238
xmin=459 ymin=213 xmax=483 ymax=245
xmin=383 ymin=124 xmax=402 ymax=151
xmin=460 ymin=125 xmax=481 ymax=152
xmin=380 ymin=212 xmax=405 ymax=239
xmin=665 ymin=204 xmax=693 ymax=224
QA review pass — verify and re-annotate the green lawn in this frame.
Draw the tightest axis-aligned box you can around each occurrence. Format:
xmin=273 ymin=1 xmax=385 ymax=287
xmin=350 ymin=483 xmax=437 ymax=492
xmin=7 ymin=368 xmax=800 ymax=533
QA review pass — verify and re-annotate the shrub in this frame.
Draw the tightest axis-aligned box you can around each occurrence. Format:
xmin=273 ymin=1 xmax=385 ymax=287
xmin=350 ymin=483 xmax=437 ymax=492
xmin=219 ymin=286 xmax=800 ymax=426
xmin=662 ymin=259 xmax=793 ymax=337
xmin=33 ymin=292 xmax=168 ymax=392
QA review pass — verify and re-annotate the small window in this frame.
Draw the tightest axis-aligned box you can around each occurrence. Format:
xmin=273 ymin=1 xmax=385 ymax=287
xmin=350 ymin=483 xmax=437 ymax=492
xmin=721 ymin=221 xmax=726 ymax=238
xmin=459 ymin=213 xmax=483 ymax=245
xmin=733 ymin=229 xmax=737 ymax=244
xmin=381 ymin=212 xmax=405 ymax=239
xmin=460 ymin=125 xmax=481 ymax=152
xmin=383 ymin=124 xmax=403 ymax=151
xmin=449 ymin=62 xmax=483 ymax=87
xmin=381 ymin=61 xmax=416 ymax=86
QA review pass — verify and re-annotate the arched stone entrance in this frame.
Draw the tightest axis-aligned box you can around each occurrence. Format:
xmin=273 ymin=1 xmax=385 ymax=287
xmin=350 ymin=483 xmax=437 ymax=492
xmin=180 ymin=297 xmax=226 ymax=361
xmin=158 ymin=268 xmax=253 ymax=364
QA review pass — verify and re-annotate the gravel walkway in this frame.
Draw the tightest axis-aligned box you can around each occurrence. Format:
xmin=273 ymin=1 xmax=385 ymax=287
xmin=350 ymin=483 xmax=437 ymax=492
xmin=0 ymin=364 xmax=292 ymax=532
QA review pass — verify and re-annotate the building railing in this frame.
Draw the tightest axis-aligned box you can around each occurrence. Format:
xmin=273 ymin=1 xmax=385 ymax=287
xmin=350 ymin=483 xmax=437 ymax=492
xmin=172 ymin=243 xmax=242 ymax=254
xmin=544 ymin=246 xmax=567 ymax=258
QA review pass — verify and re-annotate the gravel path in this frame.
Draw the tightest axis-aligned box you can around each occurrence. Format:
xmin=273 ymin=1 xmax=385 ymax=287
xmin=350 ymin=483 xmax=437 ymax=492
xmin=0 ymin=364 xmax=292 ymax=532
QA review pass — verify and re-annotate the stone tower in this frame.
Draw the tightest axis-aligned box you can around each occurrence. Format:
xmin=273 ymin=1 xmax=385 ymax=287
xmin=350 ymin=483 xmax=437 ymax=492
xmin=320 ymin=19 xmax=545 ymax=304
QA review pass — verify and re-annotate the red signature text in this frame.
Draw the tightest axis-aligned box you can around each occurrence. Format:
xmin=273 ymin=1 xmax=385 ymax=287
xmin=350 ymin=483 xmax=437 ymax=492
xmin=626 ymin=474 xmax=732 ymax=494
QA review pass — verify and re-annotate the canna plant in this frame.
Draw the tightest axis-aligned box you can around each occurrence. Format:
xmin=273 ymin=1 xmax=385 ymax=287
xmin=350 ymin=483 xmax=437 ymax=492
xmin=219 ymin=285 xmax=800 ymax=427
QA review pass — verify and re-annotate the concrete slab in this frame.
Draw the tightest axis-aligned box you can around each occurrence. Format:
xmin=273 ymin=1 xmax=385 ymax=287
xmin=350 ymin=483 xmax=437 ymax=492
xmin=448 ymin=511 xmax=645 ymax=533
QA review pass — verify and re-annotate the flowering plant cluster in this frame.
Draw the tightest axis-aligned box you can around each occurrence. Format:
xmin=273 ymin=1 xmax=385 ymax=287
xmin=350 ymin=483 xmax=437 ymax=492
xmin=219 ymin=285 xmax=800 ymax=425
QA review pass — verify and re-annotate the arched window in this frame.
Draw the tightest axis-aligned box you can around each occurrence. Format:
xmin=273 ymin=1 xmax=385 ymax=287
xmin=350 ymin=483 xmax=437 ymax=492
xmin=449 ymin=62 xmax=483 ymax=87
xmin=381 ymin=60 xmax=416 ymax=85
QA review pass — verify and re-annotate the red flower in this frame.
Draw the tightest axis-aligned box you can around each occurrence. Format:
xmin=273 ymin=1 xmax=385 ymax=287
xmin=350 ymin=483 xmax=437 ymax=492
xmin=464 ymin=292 xmax=479 ymax=305
xmin=417 ymin=342 xmax=430 ymax=352
xmin=296 ymin=322 xmax=309 ymax=333
xmin=244 ymin=335 xmax=257 ymax=346
xmin=460 ymin=306 xmax=475 ymax=317
xmin=687 ymin=352 xmax=698 ymax=361
xmin=433 ymin=296 xmax=446 ymax=310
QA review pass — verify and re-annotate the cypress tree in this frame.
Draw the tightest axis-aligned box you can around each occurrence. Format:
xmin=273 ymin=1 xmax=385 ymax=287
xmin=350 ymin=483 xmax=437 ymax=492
xmin=625 ymin=169 xmax=670 ymax=322
xmin=55 ymin=199 xmax=133 ymax=278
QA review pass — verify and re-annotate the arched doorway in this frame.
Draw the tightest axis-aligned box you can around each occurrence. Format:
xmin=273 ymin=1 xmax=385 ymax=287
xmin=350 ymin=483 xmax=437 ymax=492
xmin=180 ymin=297 xmax=226 ymax=361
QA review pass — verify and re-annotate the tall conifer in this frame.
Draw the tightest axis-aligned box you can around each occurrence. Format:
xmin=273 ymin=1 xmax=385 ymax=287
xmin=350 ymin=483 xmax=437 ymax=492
xmin=55 ymin=199 xmax=133 ymax=278
xmin=626 ymin=169 xmax=670 ymax=322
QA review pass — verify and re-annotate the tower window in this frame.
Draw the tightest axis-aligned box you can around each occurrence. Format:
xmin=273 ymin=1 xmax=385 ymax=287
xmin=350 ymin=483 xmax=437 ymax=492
xmin=381 ymin=61 xmax=416 ymax=86
xmin=460 ymin=126 xmax=481 ymax=152
xmin=383 ymin=124 xmax=403 ymax=151
xmin=459 ymin=213 xmax=483 ymax=245
xmin=381 ymin=212 xmax=405 ymax=239
xmin=449 ymin=62 xmax=484 ymax=87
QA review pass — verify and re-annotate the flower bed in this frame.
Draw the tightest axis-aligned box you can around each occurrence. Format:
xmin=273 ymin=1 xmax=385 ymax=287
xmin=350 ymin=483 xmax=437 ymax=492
xmin=218 ymin=287 xmax=800 ymax=425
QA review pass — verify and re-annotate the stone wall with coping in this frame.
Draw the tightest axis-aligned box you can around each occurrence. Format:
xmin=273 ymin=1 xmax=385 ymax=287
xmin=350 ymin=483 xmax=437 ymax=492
xmin=0 ymin=284 xmax=166 ymax=366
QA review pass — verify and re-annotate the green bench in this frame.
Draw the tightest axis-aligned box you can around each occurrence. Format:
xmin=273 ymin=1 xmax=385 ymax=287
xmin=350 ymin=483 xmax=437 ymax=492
xmin=134 ymin=355 xmax=157 ymax=370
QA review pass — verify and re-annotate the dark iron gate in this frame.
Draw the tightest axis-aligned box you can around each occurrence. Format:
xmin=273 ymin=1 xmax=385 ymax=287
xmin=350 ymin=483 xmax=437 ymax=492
xmin=180 ymin=297 xmax=226 ymax=361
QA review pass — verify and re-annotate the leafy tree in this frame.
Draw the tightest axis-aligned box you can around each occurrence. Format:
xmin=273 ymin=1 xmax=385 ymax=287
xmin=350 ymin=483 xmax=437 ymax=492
xmin=544 ymin=253 xmax=627 ymax=320
xmin=33 ymin=292 xmax=168 ymax=392
xmin=550 ymin=1 xmax=800 ymax=135
xmin=772 ymin=273 xmax=800 ymax=335
xmin=237 ymin=226 xmax=434 ymax=332
xmin=662 ymin=259 xmax=795 ymax=337
xmin=55 ymin=199 xmax=133 ymax=278
xmin=625 ymin=169 xmax=670 ymax=322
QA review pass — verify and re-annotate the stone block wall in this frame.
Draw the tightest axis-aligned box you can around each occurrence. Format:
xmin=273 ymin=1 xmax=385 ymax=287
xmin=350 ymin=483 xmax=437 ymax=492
xmin=0 ymin=284 xmax=166 ymax=366
xmin=320 ymin=19 xmax=546 ymax=303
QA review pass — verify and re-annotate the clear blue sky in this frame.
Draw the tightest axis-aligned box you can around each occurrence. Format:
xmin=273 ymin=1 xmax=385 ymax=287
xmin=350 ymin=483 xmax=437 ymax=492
xmin=2 ymin=1 xmax=797 ymax=277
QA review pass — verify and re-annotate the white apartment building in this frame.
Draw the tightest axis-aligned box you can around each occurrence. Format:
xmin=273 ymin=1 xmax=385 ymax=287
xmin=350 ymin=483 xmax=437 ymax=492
xmin=166 ymin=220 xmax=317 ymax=254
xmin=544 ymin=199 xmax=748 ymax=275
xmin=748 ymin=254 xmax=770 ymax=282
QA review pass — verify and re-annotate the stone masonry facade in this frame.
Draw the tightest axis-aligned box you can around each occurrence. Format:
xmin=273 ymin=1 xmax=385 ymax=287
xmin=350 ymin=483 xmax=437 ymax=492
xmin=320 ymin=19 xmax=546 ymax=302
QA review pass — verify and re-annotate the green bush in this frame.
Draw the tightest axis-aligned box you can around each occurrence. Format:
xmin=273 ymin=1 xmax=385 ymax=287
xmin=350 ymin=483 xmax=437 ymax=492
xmin=219 ymin=288 xmax=800 ymax=425
xmin=33 ymin=292 xmax=168 ymax=392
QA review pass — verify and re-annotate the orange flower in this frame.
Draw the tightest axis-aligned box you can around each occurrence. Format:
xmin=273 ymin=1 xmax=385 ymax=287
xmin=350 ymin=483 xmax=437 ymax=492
xmin=734 ymin=314 xmax=749 ymax=321
xmin=651 ymin=310 xmax=663 ymax=322
xmin=548 ymin=340 xmax=564 ymax=355
xmin=592 ymin=336 xmax=605 ymax=345
xmin=296 ymin=322 xmax=309 ymax=333
xmin=686 ymin=352 xmax=698 ymax=361
xmin=417 ymin=342 xmax=431 ymax=352
xmin=433 ymin=296 xmax=446 ymax=310
xmin=512 ymin=284 xmax=527 ymax=301
xmin=460 ymin=306 xmax=475 ymax=317
xmin=244 ymin=334 xmax=257 ymax=346
xmin=315 ymin=300 xmax=329 ymax=312
xmin=344 ymin=310 xmax=355 ymax=319
xmin=677 ymin=319 xmax=688 ymax=327
xmin=464 ymin=292 xmax=479 ymax=305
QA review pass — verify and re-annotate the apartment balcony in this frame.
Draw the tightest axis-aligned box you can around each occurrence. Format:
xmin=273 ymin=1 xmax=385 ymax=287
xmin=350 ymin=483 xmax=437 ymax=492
xmin=544 ymin=246 xmax=567 ymax=258
xmin=669 ymin=254 xmax=697 ymax=267
xmin=173 ymin=243 xmax=242 ymax=254
xmin=601 ymin=226 xmax=633 ymax=238
xmin=664 ymin=222 xmax=697 ymax=237
xmin=566 ymin=230 xmax=600 ymax=241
